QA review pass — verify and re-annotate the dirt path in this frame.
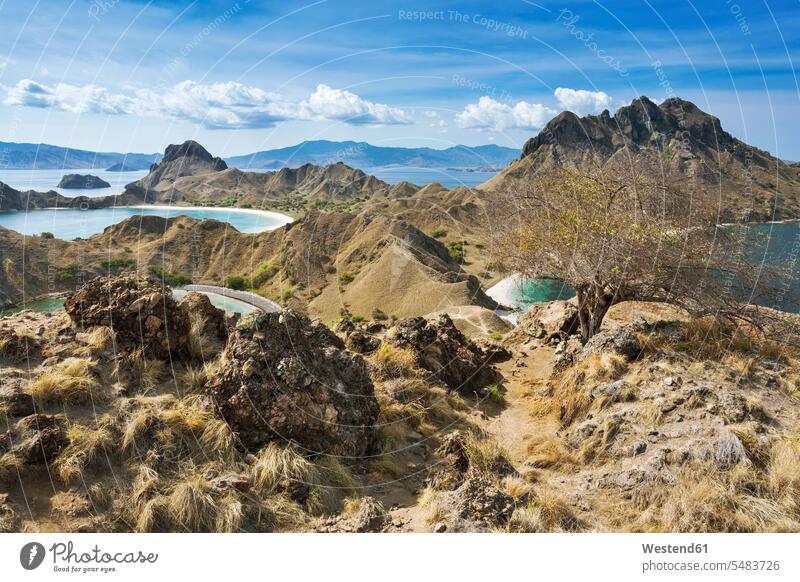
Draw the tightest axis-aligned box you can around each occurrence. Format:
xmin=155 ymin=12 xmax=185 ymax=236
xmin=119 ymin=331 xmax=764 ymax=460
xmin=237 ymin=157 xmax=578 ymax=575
xmin=385 ymin=343 xmax=556 ymax=531
xmin=483 ymin=345 xmax=555 ymax=467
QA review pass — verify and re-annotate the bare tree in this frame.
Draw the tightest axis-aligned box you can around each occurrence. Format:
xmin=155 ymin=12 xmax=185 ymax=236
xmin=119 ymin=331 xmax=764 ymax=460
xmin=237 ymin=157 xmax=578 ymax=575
xmin=489 ymin=151 xmax=780 ymax=342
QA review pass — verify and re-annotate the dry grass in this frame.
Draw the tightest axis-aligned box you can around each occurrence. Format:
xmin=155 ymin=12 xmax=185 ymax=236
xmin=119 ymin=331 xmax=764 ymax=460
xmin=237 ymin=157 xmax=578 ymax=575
xmin=127 ymin=347 xmax=165 ymax=391
xmin=120 ymin=394 xmax=236 ymax=460
xmin=78 ymin=326 xmax=115 ymax=355
xmin=502 ymin=475 xmax=533 ymax=500
xmin=461 ymin=432 xmax=510 ymax=476
xmin=371 ymin=342 xmax=418 ymax=380
xmin=628 ymin=460 xmax=800 ymax=532
xmin=508 ymin=486 xmax=581 ymax=532
xmin=768 ymin=433 xmax=800 ymax=515
xmin=0 ymin=452 xmax=22 ymax=483
xmin=180 ymin=365 xmax=208 ymax=393
xmin=55 ymin=422 xmax=115 ymax=482
xmin=187 ymin=312 xmax=215 ymax=360
xmin=250 ymin=443 xmax=318 ymax=495
xmin=526 ymin=434 xmax=573 ymax=469
xmin=26 ymin=357 xmax=102 ymax=405
xmin=552 ymin=353 xmax=627 ymax=428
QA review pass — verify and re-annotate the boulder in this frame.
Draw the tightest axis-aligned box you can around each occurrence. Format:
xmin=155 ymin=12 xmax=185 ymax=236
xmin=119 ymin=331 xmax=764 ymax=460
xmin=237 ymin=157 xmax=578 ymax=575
xmin=450 ymin=477 xmax=515 ymax=527
xmin=505 ymin=300 xmax=578 ymax=346
xmin=353 ymin=497 xmax=387 ymax=532
xmin=206 ymin=310 xmax=379 ymax=456
xmin=387 ymin=314 xmax=502 ymax=394
xmin=64 ymin=274 xmax=190 ymax=358
xmin=17 ymin=414 xmax=67 ymax=464
xmin=177 ymin=291 xmax=228 ymax=340
xmin=0 ymin=387 xmax=35 ymax=417
xmin=0 ymin=329 xmax=41 ymax=363
xmin=580 ymin=327 xmax=642 ymax=362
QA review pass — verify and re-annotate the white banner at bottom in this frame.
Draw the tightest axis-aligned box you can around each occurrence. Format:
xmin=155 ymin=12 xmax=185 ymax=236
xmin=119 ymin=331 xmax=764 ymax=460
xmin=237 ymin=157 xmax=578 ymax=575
xmin=1 ymin=533 xmax=798 ymax=581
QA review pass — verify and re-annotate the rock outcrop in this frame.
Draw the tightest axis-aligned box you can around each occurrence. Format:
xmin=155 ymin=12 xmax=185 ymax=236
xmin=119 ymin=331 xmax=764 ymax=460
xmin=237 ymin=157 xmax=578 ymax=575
xmin=207 ymin=310 xmax=379 ymax=455
xmin=57 ymin=174 xmax=110 ymax=189
xmin=64 ymin=274 xmax=189 ymax=358
xmin=387 ymin=314 xmax=502 ymax=394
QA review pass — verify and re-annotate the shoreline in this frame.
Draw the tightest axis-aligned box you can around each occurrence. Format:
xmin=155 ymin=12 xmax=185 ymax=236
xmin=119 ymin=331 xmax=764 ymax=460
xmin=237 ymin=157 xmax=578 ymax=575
xmin=128 ymin=204 xmax=295 ymax=226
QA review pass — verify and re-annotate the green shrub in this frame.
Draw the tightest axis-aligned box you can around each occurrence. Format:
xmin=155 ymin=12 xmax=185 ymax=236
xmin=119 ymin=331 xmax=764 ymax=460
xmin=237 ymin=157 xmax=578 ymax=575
xmin=147 ymin=264 xmax=191 ymax=286
xmin=224 ymin=275 xmax=247 ymax=290
xmin=431 ymin=227 xmax=447 ymax=239
xmin=40 ymin=232 xmax=54 ymax=239
xmin=339 ymin=272 xmax=355 ymax=285
xmin=251 ymin=263 xmax=279 ymax=287
xmin=448 ymin=240 xmax=466 ymax=263
xmin=98 ymin=257 xmax=135 ymax=269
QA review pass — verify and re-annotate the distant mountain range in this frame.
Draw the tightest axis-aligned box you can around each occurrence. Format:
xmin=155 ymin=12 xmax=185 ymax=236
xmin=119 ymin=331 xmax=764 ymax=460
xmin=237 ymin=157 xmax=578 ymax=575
xmin=0 ymin=141 xmax=161 ymax=171
xmin=224 ymin=140 xmax=519 ymax=170
xmin=0 ymin=140 xmax=518 ymax=171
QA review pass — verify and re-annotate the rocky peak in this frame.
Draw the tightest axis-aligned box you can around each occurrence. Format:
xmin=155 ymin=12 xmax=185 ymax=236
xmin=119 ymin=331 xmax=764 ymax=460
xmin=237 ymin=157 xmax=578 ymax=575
xmin=162 ymin=140 xmax=227 ymax=169
xmin=520 ymin=96 xmax=732 ymax=161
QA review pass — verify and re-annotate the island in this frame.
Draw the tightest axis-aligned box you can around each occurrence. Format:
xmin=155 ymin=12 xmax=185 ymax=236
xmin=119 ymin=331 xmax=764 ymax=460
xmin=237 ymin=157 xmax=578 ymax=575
xmin=57 ymin=173 xmax=111 ymax=189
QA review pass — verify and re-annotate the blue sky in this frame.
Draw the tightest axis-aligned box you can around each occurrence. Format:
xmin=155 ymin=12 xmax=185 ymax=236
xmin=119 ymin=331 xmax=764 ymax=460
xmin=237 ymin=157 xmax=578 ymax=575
xmin=0 ymin=0 xmax=798 ymax=158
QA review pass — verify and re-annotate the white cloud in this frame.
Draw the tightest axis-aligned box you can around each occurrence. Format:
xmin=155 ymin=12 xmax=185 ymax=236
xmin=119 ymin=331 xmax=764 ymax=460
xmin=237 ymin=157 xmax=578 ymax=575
xmin=554 ymin=88 xmax=613 ymax=116
xmin=3 ymin=79 xmax=412 ymax=128
xmin=456 ymin=96 xmax=556 ymax=131
xmin=139 ymin=81 xmax=295 ymax=129
xmin=300 ymin=84 xmax=411 ymax=125
xmin=4 ymin=79 xmax=133 ymax=114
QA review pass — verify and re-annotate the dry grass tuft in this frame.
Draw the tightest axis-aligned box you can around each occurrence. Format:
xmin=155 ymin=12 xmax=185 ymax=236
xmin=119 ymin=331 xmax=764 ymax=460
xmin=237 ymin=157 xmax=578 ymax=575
xmin=78 ymin=326 xmax=115 ymax=355
xmin=187 ymin=312 xmax=215 ymax=360
xmin=508 ymin=486 xmax=581 ymax=532
xmin=56 ymin=422 xmax=115 ymax=482
xmin=526 ymin=435 xmax=573 ymax=469
xmin=26 ymin=357 xmax=102 ymax=405
xmin=128 ymin=347 xmax=165 ymax=391
xmin=250 ymin=443 xmax=318 ymax=495
xmin=180 ymin=365 xmax=209 ymax=393
xmin=371 ymin=342 xmax=418 ymax=380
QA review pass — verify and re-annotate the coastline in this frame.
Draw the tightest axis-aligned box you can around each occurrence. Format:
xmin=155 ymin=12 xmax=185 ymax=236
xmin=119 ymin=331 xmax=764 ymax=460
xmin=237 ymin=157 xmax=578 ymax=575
xmin=128 ymin=204 xmax=295 ymax=226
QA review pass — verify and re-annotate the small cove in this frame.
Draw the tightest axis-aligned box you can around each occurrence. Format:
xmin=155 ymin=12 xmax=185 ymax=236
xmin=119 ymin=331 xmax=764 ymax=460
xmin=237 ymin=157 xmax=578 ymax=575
xmin=0 ymin=205 xmax=293 ymax=240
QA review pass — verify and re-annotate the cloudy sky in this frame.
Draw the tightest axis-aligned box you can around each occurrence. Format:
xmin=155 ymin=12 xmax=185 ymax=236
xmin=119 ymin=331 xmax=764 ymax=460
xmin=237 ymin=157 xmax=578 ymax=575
xmin=0 ymin=0 xmax=797 ymax=158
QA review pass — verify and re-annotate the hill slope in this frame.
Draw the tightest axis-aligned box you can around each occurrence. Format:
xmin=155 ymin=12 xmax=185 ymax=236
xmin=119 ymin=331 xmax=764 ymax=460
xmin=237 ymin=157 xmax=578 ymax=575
xmin=484 ymin=97 xmax=800 ymax=221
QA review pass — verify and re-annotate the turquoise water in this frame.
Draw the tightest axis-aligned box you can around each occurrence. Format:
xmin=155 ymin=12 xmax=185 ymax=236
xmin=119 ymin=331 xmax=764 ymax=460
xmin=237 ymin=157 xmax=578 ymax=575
xmin=365 ymin=167 xmax=496 ymax=188
xmin=2 ymin=290 xmax=255 ymax=316
xmin=0 ymin=206 xmax=292 ymax=240
xmin=515 ymin=279 xmax=575 ymax=307
xmin=0 ymin=169 xmax=148 ymax=198
xmin=1 ymin=296 xmax=66 ymax=315
xmin=501 ymin=221 xmax=800 ymax=314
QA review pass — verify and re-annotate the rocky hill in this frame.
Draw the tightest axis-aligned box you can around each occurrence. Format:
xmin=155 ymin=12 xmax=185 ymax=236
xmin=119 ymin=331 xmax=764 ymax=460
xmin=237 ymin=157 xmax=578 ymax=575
xmin=2 ymin=274 xmax=799 ymax=533
xmin=0 ymin=181 xmax=140 ymax=212
xmin=484 ymin=97 xmax=800 ymax=221
xmin=57 ymin=174 xmax=110 ymax=189
xmin=0 ymin=209 xmax=496 ymax=321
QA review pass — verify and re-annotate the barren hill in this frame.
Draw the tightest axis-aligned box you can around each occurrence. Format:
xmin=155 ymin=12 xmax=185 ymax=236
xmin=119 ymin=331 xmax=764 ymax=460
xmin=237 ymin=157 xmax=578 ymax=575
xmin=484 ymin=97 xmax=800 ymax=221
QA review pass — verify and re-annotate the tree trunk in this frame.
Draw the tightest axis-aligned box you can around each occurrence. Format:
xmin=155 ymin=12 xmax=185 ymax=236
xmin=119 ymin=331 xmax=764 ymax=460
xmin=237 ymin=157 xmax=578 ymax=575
xmin=576 ymin=283 xmax=615 ymax=343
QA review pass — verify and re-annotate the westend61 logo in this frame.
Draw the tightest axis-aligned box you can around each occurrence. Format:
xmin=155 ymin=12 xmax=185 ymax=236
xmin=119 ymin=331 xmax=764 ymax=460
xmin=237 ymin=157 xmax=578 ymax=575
xmin=19 ymin=541 xmax=158 ymax=573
